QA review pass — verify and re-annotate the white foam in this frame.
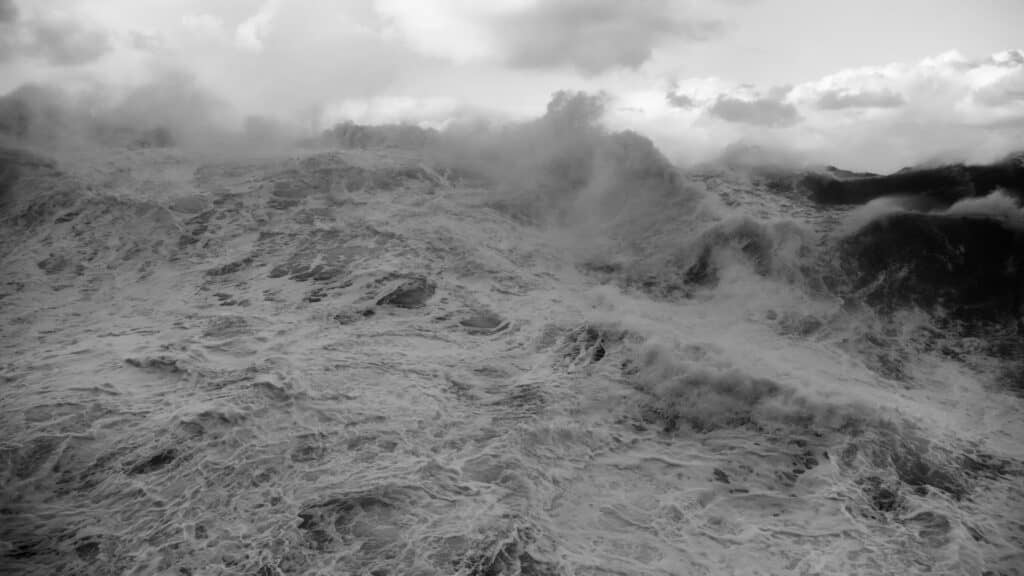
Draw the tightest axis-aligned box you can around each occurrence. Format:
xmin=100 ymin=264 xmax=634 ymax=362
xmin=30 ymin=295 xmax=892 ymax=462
xmin=942 ymin=189 xmax=1024 ymax=226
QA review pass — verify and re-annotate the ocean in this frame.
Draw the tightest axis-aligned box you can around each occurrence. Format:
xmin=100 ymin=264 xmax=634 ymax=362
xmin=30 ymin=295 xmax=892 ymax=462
xmin=1 ymin=117 xmax=1022 ymax=575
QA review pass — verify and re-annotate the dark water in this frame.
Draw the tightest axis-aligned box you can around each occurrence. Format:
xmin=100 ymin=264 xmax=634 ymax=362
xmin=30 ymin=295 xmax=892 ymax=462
xmin=1 ymin=144 xmax=1022 ymax=575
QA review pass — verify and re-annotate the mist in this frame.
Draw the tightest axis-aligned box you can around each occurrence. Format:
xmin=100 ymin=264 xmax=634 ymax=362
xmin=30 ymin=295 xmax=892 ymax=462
xmin=0 ymin=72 xmax=313 ymax=162
xmin=0 ymin=79 xmax=690 ymax=226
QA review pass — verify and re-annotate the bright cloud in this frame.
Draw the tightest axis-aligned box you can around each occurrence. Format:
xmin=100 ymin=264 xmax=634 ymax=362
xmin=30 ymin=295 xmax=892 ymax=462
xmin=181 ymin=13 xmax=224 ymax=39
xmin=815 ymin=88 xmax=905 ymax=110
xmin=235 ymin=0 xmax=280 ymax=52
xmin=610 ymin=49 xmax=1024 ymax=170
xmin=322 ymin=96 xmax=464 ymax=127
xmin=373 ymin=0 xmax=723 ymax=74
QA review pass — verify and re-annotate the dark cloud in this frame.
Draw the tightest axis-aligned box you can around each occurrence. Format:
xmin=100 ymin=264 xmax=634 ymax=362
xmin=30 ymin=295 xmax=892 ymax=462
xmin=817 ymin=88 xmax=905 ymax=110
xmin=0 ymin=0 xmax=17 ymax=23
xmin=708 ymin=95 xmax=800 ymax=126
xmin=666 ymin=91 xmax=696 ymax=109
xmin=496 ymin=0 xmax=724 ymax=75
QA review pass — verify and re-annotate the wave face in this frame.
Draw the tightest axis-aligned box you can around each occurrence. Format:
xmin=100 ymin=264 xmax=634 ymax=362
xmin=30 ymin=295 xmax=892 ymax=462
xmin=1 ymin=122 xmax=1023 ymax=576
xmin=838 ymin=211 xmax=1023 ymax=319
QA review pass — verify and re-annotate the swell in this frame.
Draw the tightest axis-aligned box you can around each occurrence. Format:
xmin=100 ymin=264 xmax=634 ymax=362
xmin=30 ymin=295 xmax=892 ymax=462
xmin=1 ymin=103 xmax=1022 ymax=575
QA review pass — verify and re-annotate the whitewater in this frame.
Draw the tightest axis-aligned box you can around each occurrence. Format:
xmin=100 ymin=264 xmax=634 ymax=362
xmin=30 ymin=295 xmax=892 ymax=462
xmin=1 ymin=107 xmax=1022 ymax=575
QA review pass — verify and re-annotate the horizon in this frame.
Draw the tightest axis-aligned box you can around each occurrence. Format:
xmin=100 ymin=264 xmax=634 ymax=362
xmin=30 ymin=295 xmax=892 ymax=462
xmin=1 ymin=0 xmax=1023 ymax=172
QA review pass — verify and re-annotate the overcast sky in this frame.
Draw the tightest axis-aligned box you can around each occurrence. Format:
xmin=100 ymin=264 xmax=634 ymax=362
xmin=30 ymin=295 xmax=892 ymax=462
xmin=1 ymin=0 xmax=1022 ymax=170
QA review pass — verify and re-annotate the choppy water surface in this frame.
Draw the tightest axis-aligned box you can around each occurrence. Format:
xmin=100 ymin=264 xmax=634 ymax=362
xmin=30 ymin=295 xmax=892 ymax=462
xmin=1 ymin=146 xmax=1022 ymax=575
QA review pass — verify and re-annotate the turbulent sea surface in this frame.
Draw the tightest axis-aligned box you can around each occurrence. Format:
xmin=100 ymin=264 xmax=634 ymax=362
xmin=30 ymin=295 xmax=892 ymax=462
xmin=1 ymin=138 xmax=1022 ymax=575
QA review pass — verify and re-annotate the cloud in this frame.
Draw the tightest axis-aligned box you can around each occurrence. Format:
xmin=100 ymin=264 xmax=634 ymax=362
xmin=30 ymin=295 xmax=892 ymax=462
xmin=0 ymin=1 xmax=1019 ymax=174
xmin=0 ymin=10 xmax=111 ymax=67
xmin=971 ymin=56 xmax=1024 ymax=107
xmin=610 ymin=48 xmax=1024 ymax=171
xmin=373 ymin=0 xmax=499 ymax=64
xmin=975 ymin=83 xmax=1024 ymax=107
xmin=708 ymin=94 xmax=800 ymax=126
xmin=986 ymin=49 xmax=1024 ymax=68
xmin=0 ymin=1 xmax=17 ymax=64
xmin=182 ymin=13 xmax=225 ymax=39
xmin=790 ymin=49 xmax=1024 ymax=119
xmin=666 ymin=91 xmax=696 ymax=109
xmin=0 ymin=0 xmax=17 ymax=23
xmin=0 ymin=1 xmax=411 ymax=125
xmin=236 ymin=0 xmax=281 ymax=52
xmin=28 ymin=16 xmax=111 ymax=66
xmin=498 ymin=0 xmax=723 ymax=74
xmin=322 ymin=96 xmax=465 ymax=127
xmin=374 ymin=0 xmax=723 ymax=74
xmin=816 ymin=88 xmax=904 ymax=110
